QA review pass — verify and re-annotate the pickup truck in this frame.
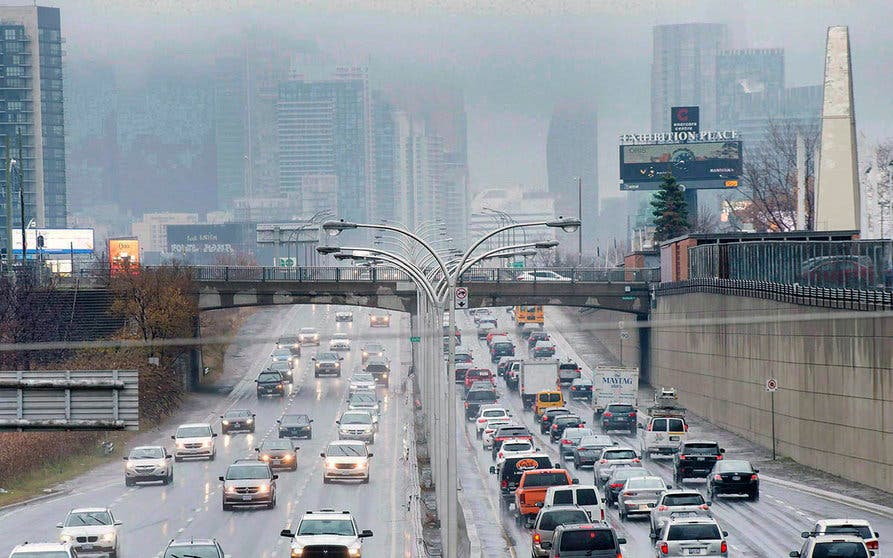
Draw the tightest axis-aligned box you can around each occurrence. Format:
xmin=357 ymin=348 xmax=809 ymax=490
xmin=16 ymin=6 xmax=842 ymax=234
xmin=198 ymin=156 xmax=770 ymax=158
xmin=514 ymin=468 xmax=577 ymax=527
xmin=464 ymin=368 xmax=496 ymax=392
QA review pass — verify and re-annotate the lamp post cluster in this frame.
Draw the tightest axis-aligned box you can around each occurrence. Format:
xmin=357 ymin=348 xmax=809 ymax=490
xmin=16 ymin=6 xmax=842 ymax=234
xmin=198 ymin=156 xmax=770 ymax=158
xmin=318 ymin=215 xmax=581 ymax=557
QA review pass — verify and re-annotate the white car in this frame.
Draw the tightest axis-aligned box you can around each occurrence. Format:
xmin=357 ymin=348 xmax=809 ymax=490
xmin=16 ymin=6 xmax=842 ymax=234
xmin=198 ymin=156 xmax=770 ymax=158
xmin=495 ymin=438 xmax=536 ymax=463
xmin=281 ymin=510 xmax=373 ymax=558
xmin=474 ymin=406 xmax=511 ymax=438
xmin=298 ymin=327 xmax=321 ymax=345
xmin=349 ymin=372 xmax=377 ymax=393
xmin=481 ymin=418 xmax=513 ymax=449
xmin=123 ymin=445 xmax=173 ymax=485
xmin=804 ymin=519 xmax=879 ymax=554
xmin=516 ymin=270 xmax=572 ymax=282
xmin=9 ymin=543 xmax=76 ymax=558
xmin=335 ymin=310 xmax=354 ymax=322
xmin=171 ymin=423 xmax=217 ymax=461
xmin=321 ymin=441 xmax=373 ymax=483
xmin=337 ymin=410 xmax=376 ymax=444
xmin=57 ymin=508 xmax=121 ymax=557
xmin=329 ymin=333 xmax=351 ymax=351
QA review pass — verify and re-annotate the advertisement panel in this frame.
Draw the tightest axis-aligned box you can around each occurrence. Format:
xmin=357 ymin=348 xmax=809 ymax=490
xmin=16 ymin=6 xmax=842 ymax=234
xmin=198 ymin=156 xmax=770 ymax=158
xmin=619 ymin=140 xmax=742 ymax=191
xmin=671 ymin=106 xmax=700 ymax=134
xmin=109 ymin=237 xmax=140 ymax=273
xmin=167 ymin=224 xmax=243 ymax=256
xmin=12 ymin=228 xmax=94 ymax=255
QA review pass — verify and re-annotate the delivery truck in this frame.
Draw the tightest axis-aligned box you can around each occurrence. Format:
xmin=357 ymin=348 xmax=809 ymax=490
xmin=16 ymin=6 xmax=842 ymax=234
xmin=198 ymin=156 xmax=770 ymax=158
xmin=519 ymin=358 xmax=560 ymax=410
xmin=592 ymin=367 xmax=639 ymax=414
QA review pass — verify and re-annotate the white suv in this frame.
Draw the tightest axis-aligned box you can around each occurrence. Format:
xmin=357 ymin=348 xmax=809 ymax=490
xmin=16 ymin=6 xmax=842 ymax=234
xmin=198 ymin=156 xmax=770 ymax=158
xmin=280 ymin=509 xmax=373 ymax=557
xmin=474 ymin=406 xmax=511 ymax=438
xmin=322 ymin=441 xmax=373 ymax=484
xmin=337 ymin=411 xmax=375 ymax=444
xmin=9 ymin=542 xmax=76 ymax=557
xmin=56 ymin=507 xmax=121 ymax=556
xmin=171 ymin=423 xmax=217 ymax=461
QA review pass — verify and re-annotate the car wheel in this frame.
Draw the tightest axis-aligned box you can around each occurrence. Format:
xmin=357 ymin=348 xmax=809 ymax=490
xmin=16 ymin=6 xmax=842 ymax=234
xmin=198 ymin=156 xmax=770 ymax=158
xmin=476 ymin=430 xmax=482 ymax=440
xmin=573 ymin=459 xmax=579 ymax=469
xmin=222 ymin=503 xmax=231 ymax=511
xmin=209 ymin=451 xmax=216 ymax=462
xmin=362 ymin=476 xmax=370 ymax=484
xmin=619 ymin=509 xmax=627 ymax=522
xmin=323 ymin=477 xmax=331 ymax=484
xmin=269 ymin=496 xmax=276 ymax=509
xmin=125 ymin=477 xmax=134 ymax=487
xmin=750 ymin=489 xmax=759 ymax=501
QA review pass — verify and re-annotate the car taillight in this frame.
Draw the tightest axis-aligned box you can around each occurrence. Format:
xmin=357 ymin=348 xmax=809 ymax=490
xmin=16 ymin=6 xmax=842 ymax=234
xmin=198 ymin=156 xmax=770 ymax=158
xmin=684 ymin=424 xmax=689 ymax=432
xmin=610 ymin=483 xmax=623 ymax=488
xmin=533 ymin=533 xmax=541 ymax=544
xmin=464 ymin=402 xmax=469 ymax=408
xmin=562 ymin=439 xmax=573 ymax=445
xmin=603 ymin=411 xmax=613 ymax=418
xmin=623 ymin=492 xmax=636 ymax=497
xmin=647 ymin=424 xmax=653 ymax=431
xmin=519 ymin=494 xmax=526 ymax=504
xmin=628 ymin=412 xmax=636 ymax=417
xmin=542 ymin=416 xmax=549 ymax=422
xmin=678 ymin=455 xmax=685 ymax=460
xmin=720 ymin=541 xmax=727 ymax=553
xmin=660 ymin=543 xmax=669 ymax=555
xmin=716 ymin=454 xmax=723 ymax=460
xmin=867 ymin=541 xmax=879 ymax=550
xmin=501 ymin=479 xmax=508 ymax=489
xmin=698 ymin=504 xmax=709 ymax=510
xmin=632 ymin=458 xmax=640 ymax=463
xmin=616 ymin=553 xmax=622 ymax=558
xmin=552 ymin=425 xmax=558 ymax=430
xmin=751 ymin=474 xmax=759 ymax=481
xmin=714 ymin=474 xmax=722 ymax=481
xmin=478 ymin=418 xmax=486 ymax=423
xmin=571 ymin=386 xmax=576 ymax=390
xmin=599 ymin=459 xmax=607 ymax=464
xmin=657 ymin=505 xmax=668 ymax=511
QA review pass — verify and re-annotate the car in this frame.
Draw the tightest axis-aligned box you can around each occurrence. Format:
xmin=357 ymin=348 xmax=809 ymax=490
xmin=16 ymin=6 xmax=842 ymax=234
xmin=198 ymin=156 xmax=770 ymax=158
xmin=528 ymin=330 xmax=550 ymax=349
xmin=455 ymin=346 xmax=475 ymax=365
xmin=649 ymin=490 xmax=713 ymax=540
xmin=486 ymin=331 xmax=509 ymax=347
xmin=171 ymin=423 xmax=217 ymax=461
xmin=617 ymin=475 xmax=669 ymax=521
xmin=221 ymin=409 xmax=255 ymax=434
xmin=706 ymin=458 xmax=759 ymax=500
xmin=517 ymin=270 xmax=572 ymax=282
xmin=464 ymin=367 xmax=496 ymax=392
xmin=496 ymin=356 xmax=520 ymax=377
xmin=313 ymin=351 xmax=344 ymax=377
xmin=350 ymin=371 xmax=377 ymax=393
xmin=540 ymin=407 xmax=573 ymax=434
xmin=454 ymin=361 xmax=474 ymax=383
xmin=557 ymin=361 xmax=582 ymax=386
xmin=490 ymin=453 xmax=557 ymax=512
xmin=542 ymin=484 xmax=605 ymax=523
xmin=558 ymin=427 xmax=593 ymax=460
xmin=279 ymin=413 xmax=313 ymax=439
xmin=593 ymin=446 xmax=640 ymax=486
xmin=364 ymin=356 xmax=391 ymax=386
xmin=504 ymin=360 xmax=522 ymax=389
xmin=802 ymin=520 xmax=880 ymax=554
xmin=476 ymin=320 xmax=497 ymax=339
xmin=123 ymin=445 xmax=173 ymax=485
xmin=369 ymin=310 xmax=391 ymax=327
xmin=496 ymin=438 xmax=537 ymax=463
xmin=568 ymin=377 xmax=593 ymax=401
xmin=329 ymin=332 xmax=351 ymax=351
xmin=56 ymin=508 xmax=121 ymax=557
xmin=465 ymin=385 xmax=499 ymax=420
xmin=271 ymin=347 xmax=296 ymax=367
xmin=347 ymin=392 xmax=381 ymax=422
xmin=162 ymin=539 xmax=225 ymax=558
xmin=601 ymin=403 xmax=637 ymax=434
xmin=8 ymin=543 xmax=77 ymax=558
xmin=475 ymin=406 xmax=511 ymax=438
xmin=256 ymin=439 xmax=299 ymax=471
xmin=256 ymin=369 xmax=287 ymax=397
xmin=269 ymin=360 xmax=294 ymax=382
xmin=490 ymin=339 xmax=515 ymax=363
xmin=481 ymin=418 xmax=514 ymax=450
xmin=530 ymin=505 xmax=591 ymax=557
xmin=280 ymin=510 xmax=373 ymax=558
xmin=542 ymin=523 xmax=627 ymax=558
xmin=572 ymin=434 xmax=615 ymax=469
xmin=298 ymin=327 xmax=321 ymax=345
xmin=321 ymin=440 xmax=374 ymax=484
xmin=514 ymin=469 xmax=577 ymax=527
xmin=792 ymin=536 xmax=873 ymax=558
xmin=276 ymin=335 xmax=300 ymax=350
xmin=533 ymin=340 xmax=557 ymax=357
xmin=550 ymin=414 xmax=586 ymax=442
xmin=472 ymin=308 xmax=495 ymax=325
xmin=219 ymin=460 xmax=277 ymax=510
xmin=335 ymin=310 xmax=354 ymax=322
xmin=361 ymin=342 xmax=386 ymax=364
xmin=338 ymin=410 xmax=376 ymax=443
xmin=673 ymin=440 xmax=725 ymax=483
xmin=603 ymin=465 xmax=651 ymax=507
xmin=654 ymin=517 xmax=729 ymax=557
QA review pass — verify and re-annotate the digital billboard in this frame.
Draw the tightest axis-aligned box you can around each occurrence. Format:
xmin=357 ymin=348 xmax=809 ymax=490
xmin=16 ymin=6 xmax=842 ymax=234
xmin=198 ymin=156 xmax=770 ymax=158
xmin=12 ymin=228 xmax=94 ymax=255
xmin=109 ymin=237 xmax=140 ymax=274
xmin=619 ymin=140 xmax=743 ymax=191
xmin=167 ymin=224 xmax=243 ymax=256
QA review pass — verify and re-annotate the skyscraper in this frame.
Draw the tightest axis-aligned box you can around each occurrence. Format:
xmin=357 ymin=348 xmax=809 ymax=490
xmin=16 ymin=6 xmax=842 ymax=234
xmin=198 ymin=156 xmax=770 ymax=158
xmin=651 ymin=23 xmax=729 ymax=131
xmin=0 ymin=5 xmax=67 ymax=238
xmin=715 ymin=49 xmax=785 ymax=130
xmin=546 ymin=101 xmax=598 ymax=251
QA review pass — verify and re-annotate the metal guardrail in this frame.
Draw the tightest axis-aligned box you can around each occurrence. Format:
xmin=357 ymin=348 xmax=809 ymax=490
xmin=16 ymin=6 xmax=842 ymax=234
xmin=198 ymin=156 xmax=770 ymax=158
xmin=656 ymin=278 xmax=893 ymax=312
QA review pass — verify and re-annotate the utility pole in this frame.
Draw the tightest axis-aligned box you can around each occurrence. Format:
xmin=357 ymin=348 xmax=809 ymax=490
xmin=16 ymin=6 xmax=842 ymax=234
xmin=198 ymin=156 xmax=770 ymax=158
xmin=4 ymin=135 xmax=13 ymax=277
xmin=577 ymin=177 xmax=583 ymax=265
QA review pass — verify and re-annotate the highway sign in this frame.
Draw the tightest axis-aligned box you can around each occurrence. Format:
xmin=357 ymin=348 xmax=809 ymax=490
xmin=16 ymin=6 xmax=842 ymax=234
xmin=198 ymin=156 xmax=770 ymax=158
xmin=511 ymin=261 xmax=524 ymax=269
xmin=766 ymin=378 xmax=778 ymax=392
xmin=620 ymin=330 xmax=631 ymax=340
xmin=410 ymin=336 xmax=421 ymax=343
xmin=276 ymin=257 xmax=296 ymax=267
xmin=454 ymin=287 xmax=469 ymax=309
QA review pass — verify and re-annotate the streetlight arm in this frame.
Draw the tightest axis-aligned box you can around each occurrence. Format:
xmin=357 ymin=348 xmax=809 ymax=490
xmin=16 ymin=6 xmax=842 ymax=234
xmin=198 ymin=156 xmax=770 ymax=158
xmin=343 ymin=253 xmax=438 ymax=304
xmin=435 ymin=241 xmax=553 ymax=297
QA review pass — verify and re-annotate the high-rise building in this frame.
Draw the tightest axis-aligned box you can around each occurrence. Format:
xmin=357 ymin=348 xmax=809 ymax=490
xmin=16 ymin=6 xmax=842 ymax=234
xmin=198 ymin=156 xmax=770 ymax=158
xmin=0 ymin=5 xmax=67 ymax=238
xmin=213 ymin=56 xmax=248 ymax=211
xmin=372 ymin=92 xmax=397 ymax=223
xmin=715 ymin=49 xmax=785 ymax=130
xmin=651 ymin=23 xmax=729 ymax=131
xmin=546 ymin=102 xmax=598 ymax=251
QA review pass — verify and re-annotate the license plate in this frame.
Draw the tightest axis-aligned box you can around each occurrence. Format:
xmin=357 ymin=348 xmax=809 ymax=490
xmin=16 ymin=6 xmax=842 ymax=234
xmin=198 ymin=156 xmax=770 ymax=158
xmin=697 ymin=457 xmax=705 ymax=461
xmin=272 ymin=459 xmax=281 ymax=465
xmin=242 ymin=495 xmax=252 ymax=501
xmin=670 ymin=436 xmax=680 ymax=441
xmin=82 ymin=545 xmax=93 ymax=551
xmin=686 ymin=549 xmax=703 ymax=555
xmin=732 ymin=475 xmax=741 ymax=480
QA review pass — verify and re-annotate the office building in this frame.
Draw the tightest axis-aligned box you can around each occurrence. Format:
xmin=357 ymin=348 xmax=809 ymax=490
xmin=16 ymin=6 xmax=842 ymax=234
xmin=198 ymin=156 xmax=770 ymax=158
xmin=715 ymin=49 xmax=785 ymax=129
xmin=0 ymin=5 xmax=67 ymax=240
xmin=131 ymin=212 xmax=200 ymax=262
xmin=469 ymin=188 xmax=557 ymax=255
xmin=372 ymin=92 xmax=397 ymax=223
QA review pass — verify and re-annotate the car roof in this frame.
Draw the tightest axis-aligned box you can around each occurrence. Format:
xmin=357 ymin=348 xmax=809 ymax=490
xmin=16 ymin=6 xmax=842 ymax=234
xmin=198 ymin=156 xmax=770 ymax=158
xmin=366 ymin=355 xmax=389 ymax=363
xmin=11 ymin=542 xmax=73 ymax=552
xmin=660 ymin=489 xmax=705 ymax=497
xmin=555 ymin=522 xmax=613 ymax=533
xmin=816 ymin=519 xmax=873 ymax=528
xmin=682 ymin=439 xmax=720 ymax=445
xmin=540 ymin=504 xmax=587 ymax=514
xmin=131 ymin=445 xmax=165 ymax=451
xmin=500 ymin=437 xmax=533 ymax=444
xmin=167 ymin=538 xmax=219 ymax=546
xmin=604 ymin=445 xmax=637 ymax=452
xmin=178 ymin=422 xmax=212 ymax=428
xmin=328 ymin=439 xmax=366 ymax=446
xmin=68 ymin=507 xmax=110 ymax=514
xmin=811 ymin=535 xmax=868 ymax=544
xmin=342 ymin=410 xmax=373 ymax=417
xmin=301 ymin=509 xmax=355 ymax=520
xmin=666 ymin=517 xmax=721 ymax=526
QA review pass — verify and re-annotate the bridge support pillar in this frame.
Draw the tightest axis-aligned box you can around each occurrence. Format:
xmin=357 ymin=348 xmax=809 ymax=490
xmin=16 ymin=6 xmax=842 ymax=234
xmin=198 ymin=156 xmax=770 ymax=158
xmin=637 ymin=314 xmax=651 ymax=385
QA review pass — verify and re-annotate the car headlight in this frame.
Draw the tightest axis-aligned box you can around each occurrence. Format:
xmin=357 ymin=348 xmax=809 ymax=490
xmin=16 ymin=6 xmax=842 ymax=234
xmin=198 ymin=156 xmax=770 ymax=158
xmin=358 ymin=460 xmax=368 ymax=468
xmin=101 ymin=533 xmax=115 ymax=542
xmin=222 ymin=420 xmax=230 ymax=425
xmin=348 ymin=542 xmax=362 ymax=556
xmin=282 ymin=454 xmax=293 ymax=461
xmin=225 ymin=485 xmax=238 ymax=494
xmin=176 ymin=441 xmax=185 ymax=448
xmin=291 ymin=545 xmax=305 ymax=557
xmin=60 ymin=534 xmax=73 ymax=543
xmin=202 ymin=440 xmax=211 ymax=447
xmin=382 ymin=373 xmax=388 ymax=378
xmin=246 ymin=418 xmax=253 ymax=423
xmin=325 ymin=459 xmax=336 ymax=468
xmin=258 ymin=484 xmax=270 ymax=493
xmin=261 ymin=454 xmax=270 ymax=461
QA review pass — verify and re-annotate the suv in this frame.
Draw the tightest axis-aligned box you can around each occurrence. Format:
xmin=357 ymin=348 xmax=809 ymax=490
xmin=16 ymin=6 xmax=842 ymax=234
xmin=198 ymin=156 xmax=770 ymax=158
xmin=9 ymin=543 xmax=77 ymax=558
xmin=219 ymin=460 xmax=277 ymax=510
xmin=361 ymin=343 xmax=386 ymax=364
xmin=56 ymin=507 xmax=121 ymax=556
xmin=298 ymin=327 xmax=321 ymax=345
xmin=802 ymin=519 xmax=880 ymax=554
xmin=338 ymin=410 xmax=376 ymax=444
xmin=490 ymin=425 xmax=533 ymax=458
xmin=123 ymin=445 xmax=173 ymax=485
xmin=791 ymin=535 xmax=872 ymax=558
xmin=313 ymin=352 xmax=344 ymax=377
xmin=558 ymin=427 xmax=593 ymax=461
xmin=171 ymin=423 xmax=217 ymax=461
xmin=364 ymin=356 xmax=391 ymax=386
xmin=369 ymin=310 xmax=391 ymax=327
xmin=335 ymin=310 xmax=354 ymax=322
xmin=350 ymin=371 xmax=377 ymax=393
xmin=593 ymin=446 xmax=639 ymax=486
xmin=655 ymin=517 xmax=729 ymax=557
xmin=540 ymin=407 xmax=572 ymax=434
xmin=601 ymin=403 xmax=637 ymax=434
xmin=528 ymin=330 xmax=550 ymax=349
xmin=276 ymin=335 xmax=300 ymax=350
xmin=279 ymin=414 xmax=313 ymax=439
xmin=532 ymin=340 xmax=557 ymax=357
xmin=549 ymin=415 xmax=586 ymax=442
xmin=490 ymin=339 xmax=515 ymax=363
xmin=673 ymin=440 xmax=724 ymax=483
xmin=530 ymin=505 xmax=591 ymax=557
xmin=347 ymin=392 xmax=381 ymax=422
xmin=221 ymin=409 xmax=255 ymax=434
xmin=542 ymin=523 xmax=627 ymax=558
xmin=280 ymin=510 xmax=373 ymax=557
xmin=557 ymin=361 xmax=582 ymax=386
xmin=321 ymin=440 xmax=373 ymax=484
xmin=256 ymin=369 xmax=286 ymax=397
xmin=650 ymin=490 xmax=712 ymax=539
xmin=569 ymin=378 xmax=593 ymax=401
xmin=269 ymin=360 xmax=294 ymax=383
xmin=465 ymin=386 xmax=499 ymax=420
xmin=162 ymin=539 xmax=224 ymax=558
xmin=464 ymin=367 xmax=496 ymax=392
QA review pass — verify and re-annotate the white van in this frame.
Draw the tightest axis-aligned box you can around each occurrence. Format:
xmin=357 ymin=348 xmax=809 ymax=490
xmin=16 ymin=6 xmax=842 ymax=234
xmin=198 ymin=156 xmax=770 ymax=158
xmin=641 ymin=416 xmax=688 ymax=458
xmin=539 ymin=484 xmax=605 ymax=523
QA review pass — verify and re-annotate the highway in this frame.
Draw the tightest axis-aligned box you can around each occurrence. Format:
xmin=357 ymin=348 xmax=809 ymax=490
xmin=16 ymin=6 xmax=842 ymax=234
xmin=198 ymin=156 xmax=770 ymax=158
xmin=0 ymin=304 xmax=413 ymax=558
xmin=454 ymin=308 xmax=893 ymax=558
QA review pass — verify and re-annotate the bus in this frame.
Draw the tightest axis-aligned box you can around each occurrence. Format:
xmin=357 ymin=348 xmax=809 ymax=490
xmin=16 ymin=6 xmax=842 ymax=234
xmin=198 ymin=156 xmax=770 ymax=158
xmin=512 ymin=305 xmax=544 ymax=328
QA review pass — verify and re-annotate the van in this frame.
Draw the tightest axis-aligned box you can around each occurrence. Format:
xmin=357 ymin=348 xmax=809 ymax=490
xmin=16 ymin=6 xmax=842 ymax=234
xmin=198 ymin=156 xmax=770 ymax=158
xmin=641 ymin=415 xmax=688 ymax=458
xmin=541 ymin=484 xmax=605 ymax=522
xmin=534 ymin=390 xmax=565 ymax=418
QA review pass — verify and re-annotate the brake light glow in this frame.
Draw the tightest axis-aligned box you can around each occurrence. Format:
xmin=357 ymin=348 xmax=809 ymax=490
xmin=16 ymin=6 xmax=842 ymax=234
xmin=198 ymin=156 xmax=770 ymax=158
xmin=501 ymin=479 xmax=508 ymax=488
xmin=660 ymin=543 xmax=669 ymax=554
xmin=714 ymin=474 xmax=722 ymax=481
xmin=533 ymin=533 xmax=541 ymax=544
xmin=678 ymin=455 xmax=685 ymax=460
xmin=720 ymin=541 xmax=728 ymax=553
xmin=464 ymin=402 xmax=469 ymax=409
xmin=628 ymin=412 xmax=636 ymax=417
xmin=698 ymin=504 xmax=709 ymax=510
xmin=632 ymin=458 xmax=640 ymax=463
xmin=657 ymin=505 xmax=668 ymax=511
xmin=562 ymin=439 xmax=573 ymax=445
xmin=603 ymin=412 xmax=613 ymax=418
xmin=751 ymin=474 xmax=759 ymax=481
xmin=519 ymin=493 xmax=526 ymax=504
xmin=610 ymin=483 xmax=623 ymax=488
xmin=599 ymin=459 xmax=607 ymax=464
xmin=867 ymin=541 xmax=879 ymax=550
xmin=716 ymin=454 xmax=723 ymax=460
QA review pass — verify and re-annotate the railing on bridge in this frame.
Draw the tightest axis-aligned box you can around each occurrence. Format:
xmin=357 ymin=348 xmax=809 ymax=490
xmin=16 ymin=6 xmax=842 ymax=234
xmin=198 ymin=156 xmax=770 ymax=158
xmin=688 ymin=240 xmax=893 ymax=292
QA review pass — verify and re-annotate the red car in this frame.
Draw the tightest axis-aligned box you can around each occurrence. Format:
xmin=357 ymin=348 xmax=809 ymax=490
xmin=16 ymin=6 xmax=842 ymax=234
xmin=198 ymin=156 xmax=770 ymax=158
xmin=464 ymin=368 xmax=496 ymax=391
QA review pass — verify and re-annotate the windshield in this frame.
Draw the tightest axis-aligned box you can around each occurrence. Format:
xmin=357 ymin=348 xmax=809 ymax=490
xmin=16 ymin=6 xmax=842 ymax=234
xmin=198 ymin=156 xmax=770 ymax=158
xmin=663 ymin=493 xmax=706 ymax=506
xmin=467 ymin=391 xmax=497 ymax=402
xmin=224 ymin=410 xmax=252 ymax=418
xmin=353 ymin=374 xmax=375 ymax=382
xmin=176 ymin=426 xmax=211 ymax=438
xmin=667 ymin=523 xmax=722 ymax=541
xmin=130 ymin=447 xmax=165 ymax=459
xmin=272 ymin=348 xmax=291 ymax=356
xmin=258 ymin=373 xmax=282 ymax=383
xmin=163 ymin=546 xmax=221 ymax=558
xmin=300 ymin=328 xmax=317 ymax=334
xmin=560 ymin=529 xmax=616 ymax=551
xmin=341 ymin=413 xmax=372 ymax=424
xmin=326 ymin=443 xmax=367 ymax=456
xmin=812 ymin=542 xmax=869 ymax=557
xmin=523 ymin=472 xmax=570 ymax=487
xmin=298 ymin=519 xmax=355 ymax=536
xmin=318 ymin=352 xmax=338 ymax=360
xmin=604 ymin=450 xmax=637 ymax=460
xmin=261 ymin=441 xmax=292 ymax=451
xmin=625 ymin=477 xmax=665 ymax=490
xmin=226 ymin=465 xmax=270 ymax=480
xmin=364 ymin=345 xmax=384 ymax=352
xmin=611 ymin=468 xmax=649 ymax=482
xmin=503 ymin=442 xmax=532 ymax=452
xmin=539 ymin=509 xmax=589 ymax=531
xmin=684 ymin=444 xmax=720 ymax=455
xmin=824 ymin=526 xmax=873 ymax=539
xmin=65 ymin=511 xmax=112 ymax=526
xmin=716 ymin=460 xmax=753 ymax=472
xmin=483 ymin=409 xmax=505 ymax=417
xmin=607 ymin=405 xmax=634 ymax=413
xmin=280 ymin=415 xmax=306 ymax=425
xmin=580 ymin=436 xmax=612 ymax=448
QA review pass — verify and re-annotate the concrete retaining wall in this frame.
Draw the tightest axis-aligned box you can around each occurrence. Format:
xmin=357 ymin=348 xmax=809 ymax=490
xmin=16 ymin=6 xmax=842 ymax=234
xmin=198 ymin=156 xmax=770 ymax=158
xmin=651 ymin=292 xmax=893 ymax=492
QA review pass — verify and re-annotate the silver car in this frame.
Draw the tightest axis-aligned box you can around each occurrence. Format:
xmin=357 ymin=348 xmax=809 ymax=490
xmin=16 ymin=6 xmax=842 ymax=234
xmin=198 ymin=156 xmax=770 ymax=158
xmin=654 ymin=517 xmax=729 ymax=557
xmin=123 ymin=445 xmax=173 ymax=485
xmin=618 ymin=475 xmax=669 ymax=521
xmin=593 ymin=446 xmax=640 ymax=486
xmin=530 ymin=505 xmax=591 ymax=557
xmin=650 ymin=490 xmax=712 ymax=539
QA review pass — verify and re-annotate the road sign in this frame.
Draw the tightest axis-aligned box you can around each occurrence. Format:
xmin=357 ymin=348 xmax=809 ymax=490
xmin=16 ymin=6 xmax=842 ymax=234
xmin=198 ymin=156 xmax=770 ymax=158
xmin=620 ymin=330 xmax=631 ymax=340
xmin=766 ymin=378 xmax=778 ymax=392
xmin=618 ymin=321 xmax=625 ymax=330
xmin=275 ymin=257 xmax=296 ymax=267
xmin=410 ymin=336 xmax=421 ymax=343
xmin=454 ymin=287 xmax=469 ymax=309
xmin=511 ymin=261 xmax=524 ymax=269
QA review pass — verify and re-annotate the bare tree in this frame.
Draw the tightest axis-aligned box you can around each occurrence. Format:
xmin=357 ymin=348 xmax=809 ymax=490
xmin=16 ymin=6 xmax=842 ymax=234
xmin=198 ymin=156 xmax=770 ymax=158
xmin=860 ymin=139 xmax=893 ymax=238
xmin=689 ymin=205 xmax=721 ymax=234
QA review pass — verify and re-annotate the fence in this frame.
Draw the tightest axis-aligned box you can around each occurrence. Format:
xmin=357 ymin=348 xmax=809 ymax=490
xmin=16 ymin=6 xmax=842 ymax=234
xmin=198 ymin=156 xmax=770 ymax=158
xmin=688 ymin=240 xmax=893 ymax=291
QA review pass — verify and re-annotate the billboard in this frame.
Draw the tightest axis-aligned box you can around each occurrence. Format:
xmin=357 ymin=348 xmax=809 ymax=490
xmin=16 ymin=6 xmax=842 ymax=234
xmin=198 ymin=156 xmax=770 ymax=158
xmin=109 ymin=237 xmax=140 ymax=273
xmin=671 ymin=106 xmax=700 ymax=134
xmin=619 ymin=140 xmax=742 ymax=191
xmin=12 ymin=228 xmax=94 ymax=255
xmin=167 ymin=224 xmax=243 ymax=256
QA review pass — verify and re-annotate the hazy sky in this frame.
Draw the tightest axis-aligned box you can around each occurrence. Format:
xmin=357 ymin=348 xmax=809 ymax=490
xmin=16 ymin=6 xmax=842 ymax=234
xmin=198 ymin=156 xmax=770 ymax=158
xmin=38 ymin=0 xmax=893 ymax=201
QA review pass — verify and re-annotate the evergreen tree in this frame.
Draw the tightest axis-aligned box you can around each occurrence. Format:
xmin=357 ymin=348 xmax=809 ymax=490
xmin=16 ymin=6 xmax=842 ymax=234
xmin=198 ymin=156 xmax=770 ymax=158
xmin=650 ymin=173 xmax=690 ymax=242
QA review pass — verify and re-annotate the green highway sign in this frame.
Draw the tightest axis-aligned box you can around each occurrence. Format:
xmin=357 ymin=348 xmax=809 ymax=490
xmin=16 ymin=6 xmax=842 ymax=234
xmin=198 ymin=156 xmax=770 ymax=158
xmin=621 ymin=296 xmax=636 ymax=300
xmin=276 ymin=257 xmax=296 ymax=267
xmin=511 ymin=261 xmax=524 ymax=269
xmin=410 ymin=336 xmax=421 ymax=343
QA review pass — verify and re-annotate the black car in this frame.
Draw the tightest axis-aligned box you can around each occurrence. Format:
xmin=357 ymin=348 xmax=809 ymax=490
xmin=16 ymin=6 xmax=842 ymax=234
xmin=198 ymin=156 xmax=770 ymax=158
xmin=550 ymin=415 xmax=586 ymax=442
xmin=489 ymin=453 xmax=555 ymax=512
xmin=221 ymin=409 xmax=255 ymax=434
xmin=256 ymin=370 xmax=286 ymax=397
xmin=489 ymin=340 xmax=515 ymax=363
xmin=278 ymin=414 xmax=313 ymax=439
xmin=365 ymin=356 xmax=391 ymax=387
xmin=313 ymin=351 xmax=344 ymax=377
xmin=540 ymin=407 xmax=573 ymax=434
xmin=276 ymin=336 xmax=300 ymax=350
xmin=256 ymin=439 xmax=298 ymax=471
xmin=454 ymin=362 xmax=473 ymax=384
xmin=569 ymin=378 xmax=593 ymax=402
xmin=707 ymin=459 xmax=759 ymax=501
xmin=674 ymin=440 xmax=725 ymax=483
xmin=465 ymin=387 xmax=499 ymax=420
xmin=528 ymin=330 xmax=550 ymax=350
xmin=600 ymin=403 xmax=637 ymax=434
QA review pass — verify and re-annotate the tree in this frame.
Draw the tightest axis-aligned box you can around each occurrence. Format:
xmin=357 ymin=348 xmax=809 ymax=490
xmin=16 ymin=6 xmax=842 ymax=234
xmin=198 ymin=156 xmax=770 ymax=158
xmin=0 ymin=271 xmax=71 ymax=370
xmin=651 ymin=173 xmax=690 ymax=242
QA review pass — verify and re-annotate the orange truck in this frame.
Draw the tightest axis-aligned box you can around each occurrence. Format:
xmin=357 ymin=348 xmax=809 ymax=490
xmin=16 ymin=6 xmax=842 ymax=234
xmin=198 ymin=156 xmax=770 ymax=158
xmin=514 ymin=468 xmax=577 ymax=526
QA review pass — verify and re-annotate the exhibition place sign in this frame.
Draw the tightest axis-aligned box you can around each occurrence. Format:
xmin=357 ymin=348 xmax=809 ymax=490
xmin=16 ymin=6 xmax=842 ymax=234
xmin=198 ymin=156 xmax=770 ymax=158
xmin=619 ymin=130 xmax=739 ymax=145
